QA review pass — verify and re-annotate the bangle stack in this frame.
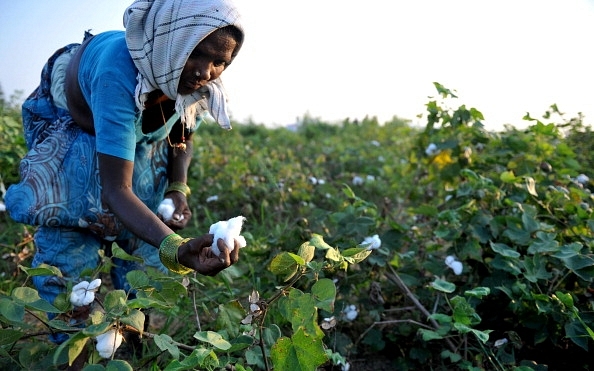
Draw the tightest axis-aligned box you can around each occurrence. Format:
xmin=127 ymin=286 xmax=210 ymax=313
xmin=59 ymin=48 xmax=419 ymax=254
xmin=159 ymin=233 xmax=193 ymax=275
xmin=166 ymin=182 xmax=191 ymax=197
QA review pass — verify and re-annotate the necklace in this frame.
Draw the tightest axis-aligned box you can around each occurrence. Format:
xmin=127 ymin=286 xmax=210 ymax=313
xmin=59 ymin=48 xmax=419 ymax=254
xmin=159 ymin=102 xmax=186 ymax=152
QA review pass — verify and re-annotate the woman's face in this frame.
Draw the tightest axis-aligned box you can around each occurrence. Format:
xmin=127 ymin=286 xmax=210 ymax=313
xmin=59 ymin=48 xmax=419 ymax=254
xmin=177 ymin=29 xmax=238 ymax=95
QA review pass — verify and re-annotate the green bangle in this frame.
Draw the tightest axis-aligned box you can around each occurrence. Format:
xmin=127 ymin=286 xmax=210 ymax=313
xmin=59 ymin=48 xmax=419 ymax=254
xmin=159 ymin=234 xmax=193 ymax=275
xmin=166 ymin=182 xmax=191 ymax=197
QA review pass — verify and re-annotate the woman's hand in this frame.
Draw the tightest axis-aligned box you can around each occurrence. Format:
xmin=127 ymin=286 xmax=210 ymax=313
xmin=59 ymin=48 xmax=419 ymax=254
xmin=163 ymin=191 xmax=192 ymax=230
xmin=177 ymin=234 xmax=240 ymax=276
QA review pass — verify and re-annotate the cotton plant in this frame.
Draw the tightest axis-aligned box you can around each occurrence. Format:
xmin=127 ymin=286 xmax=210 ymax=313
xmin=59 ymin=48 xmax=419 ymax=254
xmin=445 ymin=255 xmax=463 ymax=275
xmin=95 ymin=329 xmax=124 ymax=358
xmin=209 ymin=216 xmax=247 ymax=256
xmin=70 ymin=278 xmax=102 ymax=307
xmin=360 ymin=234 xmax=381 ymax=250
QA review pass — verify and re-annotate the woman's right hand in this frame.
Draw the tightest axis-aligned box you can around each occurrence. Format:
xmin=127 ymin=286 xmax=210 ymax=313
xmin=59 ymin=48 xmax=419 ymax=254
xmin=177 ymin=234 xmax=240 ymax=276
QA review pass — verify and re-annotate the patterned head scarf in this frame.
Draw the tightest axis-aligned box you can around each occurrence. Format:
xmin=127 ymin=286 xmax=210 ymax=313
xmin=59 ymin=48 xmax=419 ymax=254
xmin=123 ymin=0 xmax=243 ymax=130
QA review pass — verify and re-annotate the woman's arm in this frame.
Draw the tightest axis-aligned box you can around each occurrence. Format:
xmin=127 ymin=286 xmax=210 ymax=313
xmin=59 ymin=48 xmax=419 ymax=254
xmin=98 ymin=153 xmax=173 ymax=247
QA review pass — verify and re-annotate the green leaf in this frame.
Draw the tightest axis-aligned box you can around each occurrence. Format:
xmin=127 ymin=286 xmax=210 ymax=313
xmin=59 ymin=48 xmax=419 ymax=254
xmin=311 ymin=278 xmax=336 ymax=313
xmin=105 ymin=360 xmax=134 ymax=371
xmin=154 ymin=334 xmax=180 ymax=360
xmin=269 ymin=252 xmax=300 ymax=282
xmin=464 ymin=287 xmax=490 ymax=299
xmin=18 ymin=263 xmax=63 ymax=278
xmin=83 ymin=322 xmax=113 ymax=337
xmin=0 ymin=298 xmax=24 ymax=322
xmin=270 ymin=327 xmax=328 ymax=371
xmin=69 ymin=335 xmax=89 ymax=367
xmin=12 ymin=287 xmax=61 ymax=313
xmin=0 ymin=329 xmax=23 ymax=345
xmin=500 ymin=171 xmax=516 ymax=183
xmin=125 ymin=270 xmax=150 ymax=290
xmin=278 ymin=290 xmax=322 ymax=338
xmin=554 ymin=291 xmax=574 ymax=308
xmin=194 ymin=331 xmax=232 ymax=350
xmin=431 ymin=278 xmax=456 ymax=293
xmin=309 ymin=234 xmax=334 ymax=250
xmin=297 ymin=242 xmax=315 ymax=263
xmin=103 ymin=290 xmax=128 ymax=314
xmin=216 ymin=301 xmax=245 ymax=338
xmin=111 ymin=245 xmax=144 ymax=262
xmin=83 ymin=365 xmax=106 ymax=371
xmin=418 ymin=328 xmax=444 ymax=341
xmin=120 ymin=309 xmax=145 ymax=335
xmin=490 ymin=242 xmax=521 ymax=258
xmin=341 ymin=247 xmax=372 ymax=264
xmin=527 ymin=232 xmax=559 ymax=254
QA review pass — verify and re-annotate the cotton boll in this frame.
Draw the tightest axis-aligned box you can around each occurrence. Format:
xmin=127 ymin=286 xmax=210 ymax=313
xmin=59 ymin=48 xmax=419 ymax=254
xmin=361 ymin=234 xmax=381 ymax=250
xmin=70 ymin=279 xmax=101 ymax=307
xmin=450 ymin=261 xmax=463 ymax=275
xmin=96 ymin=329 xmax=123 ymax=359
xmin=343 ymin=305 xmax=358 ymax=321
xmin=209 ymin=216 xmax=246 ymax=256
xmin=158 ymin=198 xmax=175 ymax=221
xmin=445 ymin=255 xmax=456 ymax=267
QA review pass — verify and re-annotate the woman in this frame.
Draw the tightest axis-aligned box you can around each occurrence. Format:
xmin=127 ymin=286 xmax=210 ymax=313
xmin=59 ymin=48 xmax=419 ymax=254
xmin=5 ymin=0 xmax=244 ymax=316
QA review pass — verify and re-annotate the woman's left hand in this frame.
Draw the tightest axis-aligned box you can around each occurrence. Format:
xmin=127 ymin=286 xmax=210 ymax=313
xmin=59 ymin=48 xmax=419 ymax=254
xmin=164 ymin=191 xmax=192 ymax=230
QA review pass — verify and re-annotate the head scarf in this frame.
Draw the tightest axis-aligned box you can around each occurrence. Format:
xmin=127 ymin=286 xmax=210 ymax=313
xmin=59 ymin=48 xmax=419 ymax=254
xmin=123 ymin=0 xmax=243 ymax=130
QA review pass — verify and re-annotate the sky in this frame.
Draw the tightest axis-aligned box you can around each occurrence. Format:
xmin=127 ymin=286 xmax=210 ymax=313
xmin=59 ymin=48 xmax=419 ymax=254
xmin=1 ymin=0 xmax=593 ymax=131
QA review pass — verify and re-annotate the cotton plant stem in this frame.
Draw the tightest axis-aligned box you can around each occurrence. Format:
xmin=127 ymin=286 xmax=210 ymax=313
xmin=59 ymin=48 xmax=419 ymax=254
xmin=355 ymin=319 xmax=434 ymax=348
xmin=191 ymin=284 xmax=202 ymax=332
xmin=386 ymin=265 xmax=457 ymax=353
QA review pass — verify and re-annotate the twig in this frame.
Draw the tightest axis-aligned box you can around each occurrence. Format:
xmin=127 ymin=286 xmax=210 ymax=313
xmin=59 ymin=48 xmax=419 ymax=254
xmin=386 ymin=265 xmax=457 ymax=353
xmin=191 ymin=277 xmax=202 ymax=332
xmin=355 ymin=319 xmax=434 ymax=348
xmin=122 ymin=325 xmax=195 ymax=352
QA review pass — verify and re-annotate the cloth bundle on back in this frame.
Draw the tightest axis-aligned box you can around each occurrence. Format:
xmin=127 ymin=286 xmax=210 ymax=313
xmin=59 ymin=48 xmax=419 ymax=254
xmin=5 ymin=0 xmax=245 ymax=345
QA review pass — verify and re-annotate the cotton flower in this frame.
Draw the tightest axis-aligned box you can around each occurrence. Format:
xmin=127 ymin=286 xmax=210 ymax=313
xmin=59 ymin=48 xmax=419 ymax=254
xmin=425 ymin=143 xmax=438 ymax=156
xmin=157 ymin=198 xmax=179 ymax=222
xmin=209 ymin=216 xmax=247 ymax=256
xmin=96 ymin=329 xmax=123 ymax=358
xmin=361 ymin=234 xmax=381 ymax=250
xmin=343 ymin=305 xmax=358 ymax=321
xmin=352 ymin=176 xmax=364 ymax=186
xmin=445 ymin=255 xmax=463 ymax=275
xmin=577 ymin=174 xmax=589 ymax=185
xmin=206 ymin=195 xmax=219 ymax=203
xmin=70 ymin=279 xmax=102 ymax=307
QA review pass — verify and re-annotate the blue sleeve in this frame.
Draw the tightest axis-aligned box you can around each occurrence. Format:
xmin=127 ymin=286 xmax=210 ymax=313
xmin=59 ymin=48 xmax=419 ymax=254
xmin=78 ymin=31 xmax=139 ymax=162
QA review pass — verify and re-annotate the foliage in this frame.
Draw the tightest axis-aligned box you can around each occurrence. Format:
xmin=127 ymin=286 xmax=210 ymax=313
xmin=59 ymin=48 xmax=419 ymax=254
xmin=1 ymin=82 xmax=594 ymax=370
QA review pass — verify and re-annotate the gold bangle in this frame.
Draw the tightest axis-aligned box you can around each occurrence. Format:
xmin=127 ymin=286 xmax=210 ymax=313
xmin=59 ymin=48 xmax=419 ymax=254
xmin=166 ymin=182 xmax=191 ymax=197
xmin=159 ymin=234 xmax=193 ymax=275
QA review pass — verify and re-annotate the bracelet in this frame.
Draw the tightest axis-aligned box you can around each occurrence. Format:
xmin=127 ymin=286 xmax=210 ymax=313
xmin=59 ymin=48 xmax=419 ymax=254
xmin=159 ymin=233 xmax=193 ymax=275
xmin=166 ymin=182 xmax=191 ymax=197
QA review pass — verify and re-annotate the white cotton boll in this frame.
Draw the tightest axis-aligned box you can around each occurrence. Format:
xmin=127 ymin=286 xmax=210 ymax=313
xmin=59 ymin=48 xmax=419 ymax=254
xmin=206 ymin=195 xmax=219 ymax=203
xmin=352 ymin=176 xmax=364 ymax=186
xmin=445 ymin=255 xmax=463 ymax=275
xmin=209 ymin=216 xmax=246 ymax=256
xmin=361 ymin=234 xmax=381 ymax=250
xmin=158 ymin=198 xmax=175 ymax=221
xmin=87 ymin=278 xmax=102 ymax=291
xmin=236 ymin=235 xmax=247 ymax=248
xmin=0 ymin=201 xmax=5 ymax=212
xmin=70 ymin=280 xmax=99 ymax=307
xmin=445 ymin=255 xmax=457 ymax=267
xmin=450 ymin=261 xmax=463 ymax=275
xmin=343 ymin=305 xmax=358 ymax=321
xmin=425 ymin=143 xmax=438 ymax=156
xmin=577 ymin=174 xmax=589 ymax=184
xmin=96 ymin=329 xmax=123 ymax=359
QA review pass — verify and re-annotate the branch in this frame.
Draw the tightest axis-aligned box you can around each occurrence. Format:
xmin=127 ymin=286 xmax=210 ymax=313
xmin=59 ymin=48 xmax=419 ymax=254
xmin=386 ymin=265 xmax=457 ymax=353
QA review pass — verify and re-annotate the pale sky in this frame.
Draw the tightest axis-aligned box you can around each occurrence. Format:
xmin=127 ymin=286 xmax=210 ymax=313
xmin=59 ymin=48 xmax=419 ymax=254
xmin=1 ymin=0 xmax=593 ymax=131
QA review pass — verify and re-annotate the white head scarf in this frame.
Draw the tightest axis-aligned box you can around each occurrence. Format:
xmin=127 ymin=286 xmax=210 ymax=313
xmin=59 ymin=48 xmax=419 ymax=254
xmin=123 ymin=0 xmax=243 ymax=130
